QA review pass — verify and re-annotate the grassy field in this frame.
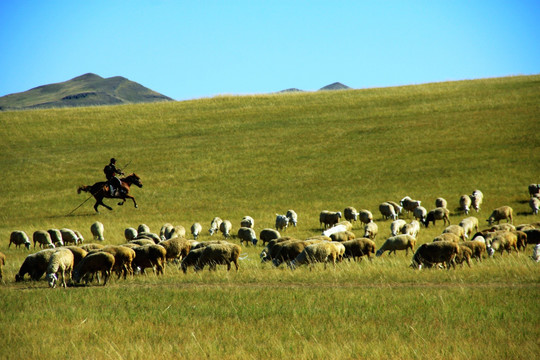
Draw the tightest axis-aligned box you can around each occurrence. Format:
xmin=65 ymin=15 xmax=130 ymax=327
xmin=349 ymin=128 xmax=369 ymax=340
xmin=0 ymin=75 xmax=539 ymax=359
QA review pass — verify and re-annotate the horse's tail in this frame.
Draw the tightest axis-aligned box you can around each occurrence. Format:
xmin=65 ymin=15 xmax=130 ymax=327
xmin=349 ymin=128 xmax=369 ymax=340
xmin=77 ymin=185 xmax=91 ymax=194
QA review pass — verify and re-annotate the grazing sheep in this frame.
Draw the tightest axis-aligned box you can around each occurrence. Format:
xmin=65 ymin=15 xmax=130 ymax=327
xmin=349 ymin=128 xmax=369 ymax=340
xmin=319 ymin=211 xmax=342 ymax=229
xmin=240 ymin=216 xmax=255 ymax=229
xmin=329 ymin=231 xmax=355 ymax=242
xmin=459 ymin=217 xmax=479 ymax=239
xmin=272 ymin=241 xmax=311 ymax=267
xmin=167 ymin=225 xmax=186 ymax=239
xmin=9 ymin=231 xmax=31 ymax=249
xmin=390 ymin=219 xmax=407 ymax=236
xmin=459 ymin=195 xmax=472 ymax=215
xmin=386 ymin=201 xmax=403 ymax=216
xmin=33 ymin=230 xmax=55 ymax=249
xmin=180 ymin=248 xmax=205 ymax=273
xmin=15 ymin=249 xmax=57 ymax=281
xmin=286 ymin=210 xmax=298 ymax=227
xmin=524 ymin=229 xmax=540 ymax=245
xmin=219 ymin=220 xmax=232 ymax=239
xmin=530 ymin=197 xmax=540 ymax=215
xmin=379 ymin=202 xmax=397 ymax=221
xmin=401 ymin=220 xmax=420 ymax=238
xmin=443 ymin=225 xmax=466 ymax=241
xmin=47 ymin=229 xmax=64 ymax=246
xmin=132 ymin=244 xmax=167 ymax=275
xmin=74 ymin=230 xmax=84 ymax=245
xmin=289 ymin=242 xmax=339 ymax=270
xmin=0 ymin=252 xmax=5 ymax=281
xmin=376 ymin=235 xmax=416 ymax=257
xmin=129 ymin=238 xmax=156 ymax=246
xmin=358 ymin=209 xmax=373 ymax=226
xmin=413 ymin=206 xmax=428 ymax=223
xmin=423 ymin=207 xmax=450 ymax=228
xmin=455 ymin=245 xmax=472 ymax=267
xmin=259 ymin=228 xmax=281 ymax=246
xmin=491 ymin=224 xmax=516 ymax=232
xmin=487 ymin=206 xmax=513 ymax=225
xmin=532 ymin=244 xmax=540 ymax=262
xmin=190 ymin=223 xmax=203 ymax=240
xmin=46 ymin=248 xmax=74 ymax=288
xmin=90 ymin=221 xmax=105 ymax=241
xmin=160 ymin=223 xmax=174 ymax=240
xmin=363 ymin=222 xmax=378 ymax=240
xmin=138 ymin=224 xmax=151 ymax=234
xmin=195 ymin=242 xmax=242 ymax=272
xmin=528 ymin=184 xmax=540 ymax=198
xmin=344 ymin=206 xmax=359 ymax=223
xmin=470 ymin=190 xmax=483 ymax=212
xmin=485 ymin=231 xmax=518 ymax=256
xmin=209 ymin=217 xmax=223 ymax=236
xmin=275 ymin=214 xmax=289 ymax=231
xmin=513 ymin=231 xmax=527 ymax=251
xmin=158 ymin=238 xmax=192 ymax=262
xmin=342 ymin=238 xmax=376 ymax=262
xmin=63 ymin=246 xmax=88 ymax=268
xmin=238 ymin=227 xmax=258 ymax=246
xmin=60 ymin=228 xmax=79 ymax=245
xmin=72 ymin=252 xmax=115 ymax=285
xmin=435 ymin=197 xmax=447 ymax=209
xmin=124 ymin=227 xmax=138 ymax=241
xmin=80 ymin=243 xmax=105 ymax=252
xmin=410 ymin=241 xmax=460 ymax=269
xmin=97 ymin=245 xmax=136 ymax=279
xmin=136 ymin=232 xmax=161 ymax=244
xmin=400 ymin=196 xmax=421 ymax=216
xmin=460 ymin=240 xmax=487 ymax=262
xmin=260 ymin=238 xmax=298 ymax=263
xmin=322 ymin=224 xmax=348 ymax=237
xmin=433 ymin=233 xmax=461 ymax=243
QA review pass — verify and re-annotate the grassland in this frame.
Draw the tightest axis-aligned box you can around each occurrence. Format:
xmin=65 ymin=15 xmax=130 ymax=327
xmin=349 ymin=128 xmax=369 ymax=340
xmin=0 ymin=75 xmax=539 ymax=359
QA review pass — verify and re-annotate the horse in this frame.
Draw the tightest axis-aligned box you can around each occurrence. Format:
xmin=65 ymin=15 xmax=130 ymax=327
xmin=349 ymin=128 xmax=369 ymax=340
xmin=77 ymin=173 xmax=143 ymax=213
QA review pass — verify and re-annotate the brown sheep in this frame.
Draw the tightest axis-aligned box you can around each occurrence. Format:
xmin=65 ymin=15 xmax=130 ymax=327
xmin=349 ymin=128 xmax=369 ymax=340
xmin=132 ymin=244 xmax=167 ymax=275
xmin=329 ymin=231 xmax=356 ymax=242
xmin=411 ymin=241 xmax=460 ymax=269
xmin=487 ymin=206 xmax=513 ymax=225
xmin=180 ymin=248 xmax=205 ymax=273
xmin=455 ymin=245 xmax=472 ymax=267
xmin=159 ymin=238 xmax=191 ymax=262
xmin=435 ymin=197 xmax=448 ymax=209
xmin=433 ymin=233 xmax=461 ymax=243
xmin=80 ymin=243 xmax=105 ymax=252
xmin=259 ymin=229 xmax=281 ymax=246
xmin=195 ymin=242 xmax=242 ymax=272
xmin=342 ymin=238 xmax=376 ymax=262
xmin=96 ymin=245 xmax=136 ymax=280
xmin=460 ymin=240 xmax=487 ymax=262
xmin=443 ymin=225 xmax=465 ymax=241
xmin=423 ymin=207 xmax=450 ymax=228
xmin=485 ymin=231 xmax=518 ymax=256
xmin=62 ymin=246 xmax=88 ymax=268
xmin=289 ymin=242 xmax=339 ymax=270
xmin=272 ymin=241 xmax=311 ymax=267
xmin=524 ymin=229 xmax=540 ymax=245
xmin=72 ymin=252 xmax=115 ymax=286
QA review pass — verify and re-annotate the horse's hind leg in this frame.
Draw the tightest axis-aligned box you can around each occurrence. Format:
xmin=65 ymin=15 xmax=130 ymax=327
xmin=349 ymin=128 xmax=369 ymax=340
xmin=95 ymin=200 xmax=112 ymax=212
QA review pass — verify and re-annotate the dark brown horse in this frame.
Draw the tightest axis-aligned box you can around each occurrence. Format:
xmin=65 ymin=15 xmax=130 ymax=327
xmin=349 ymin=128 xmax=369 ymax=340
xmin=77 ymin=173 xmax=143 ymax=212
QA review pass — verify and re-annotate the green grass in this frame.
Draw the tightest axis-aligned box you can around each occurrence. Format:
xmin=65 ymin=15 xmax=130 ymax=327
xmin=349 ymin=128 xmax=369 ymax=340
xmin=0 ymin=75 xmax=539 ymax=359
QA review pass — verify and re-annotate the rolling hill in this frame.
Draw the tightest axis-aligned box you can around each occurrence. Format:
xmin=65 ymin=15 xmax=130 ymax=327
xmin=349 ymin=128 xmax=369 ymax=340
xmin=0 ymin=73 xmax=173 ymax=110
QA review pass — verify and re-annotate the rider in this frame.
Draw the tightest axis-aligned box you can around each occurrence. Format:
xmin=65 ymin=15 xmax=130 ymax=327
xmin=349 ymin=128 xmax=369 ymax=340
xmin=103 ymin=158 xmax=124 ymax=196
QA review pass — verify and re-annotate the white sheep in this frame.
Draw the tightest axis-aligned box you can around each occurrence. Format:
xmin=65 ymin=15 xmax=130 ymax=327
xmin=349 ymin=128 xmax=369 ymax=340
xmin=443 ymin=225 xmax=465 ymax=241
xmin=47 ymin=229 xmax=64 ymax=246
xmin=9 ymin=231 xmax=31 ymax=249
xmin=435 ymin=197 xmax=448 ymax=209
xmin=379 ymin=202 xmax=397 ymax=220
xmin=529 ymin=197 xmax=539 ymax=215
xmin=33 ymin=230 xmax=55 ymax=249
xmin=487 ymin=206 xmax=513 ymax=225
xmin=275 ymin=214 xmax=289 ymax=231
xmin=259 ymin=228 xmax=281 ymax=246
xmin=168 ymin=225 xmax=186 ymax=239
xmin=209 ymin=217 xmax=223 ymax=236
xmin=322 ymin=224 xmax=349 ymax=237
xmin=160 ymin=223 xmax=174 ymax=240
xmin=470 ymin=190 xmax=483 ymax=212
xmin=240 ymin=216 xmax=255 ymax=229
xmin=413 ymin=206 xmax=427 ymax=223
xmin=376 ymin=235 xmax=416 ymax=257
xmin=401 ymin=220 xmax=420 ymax=238
xmin=289 ymin=242 xmax=339 ymax=270
xmin=459 ymin=195 xmax=472 ymax=215
xmin=286 ymin=210 xmax=298 ymax=227
xmin=90 ymin=221 xmax=105 ymax=241
xmin=124 ymin=227 xmax=138 ymax=241
xmin=459 ymin=217 xmax=479 ymax=239
xmin=238 ymin=227 xmax=258 ymax=246
xmin=46 ymin=248 xmax=74 ymax=288
xmin=138 ymin=224 xmax=151 ymax=234
xmin=386 ymin=201 xmax=403 ymax=215
xmin=390 ymin=219 xmax=407 ymax=236
xmin=191 ymin=223 xmax=203 ymax=240
xmin=219 ymin=220 xmax=232 ymax=239
xmin=532 ymin=244 xmax=540 ymax=262
xmin=363 ymin=222 xmax=378 ymax=240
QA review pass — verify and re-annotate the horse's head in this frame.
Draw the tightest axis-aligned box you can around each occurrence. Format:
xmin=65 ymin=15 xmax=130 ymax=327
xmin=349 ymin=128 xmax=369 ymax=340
xmin=124 ymin=173 xmax=143 ymax=188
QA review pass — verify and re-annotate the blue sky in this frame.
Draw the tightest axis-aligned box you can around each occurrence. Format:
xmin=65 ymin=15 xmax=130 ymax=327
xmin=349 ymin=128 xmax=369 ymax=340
xmin=1 ymin=1 xmax=539 ymax=100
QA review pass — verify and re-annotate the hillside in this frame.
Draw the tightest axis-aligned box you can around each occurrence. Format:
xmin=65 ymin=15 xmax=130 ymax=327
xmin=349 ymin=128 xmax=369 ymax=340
xmin=0 ymin=73 xmax=173 ymax=110
xmin=319 ymin=82 xmax=351 ymax=90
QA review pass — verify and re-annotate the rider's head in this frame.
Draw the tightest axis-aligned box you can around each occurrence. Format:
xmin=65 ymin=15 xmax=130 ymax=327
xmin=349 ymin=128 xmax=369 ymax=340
xmin=110 ymin=158 xmax=116 ymax=164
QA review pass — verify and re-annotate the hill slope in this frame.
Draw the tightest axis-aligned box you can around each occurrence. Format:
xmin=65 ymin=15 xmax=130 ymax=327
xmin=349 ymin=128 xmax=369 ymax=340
xmin=0 ymin=73 xmax=173 ymax=110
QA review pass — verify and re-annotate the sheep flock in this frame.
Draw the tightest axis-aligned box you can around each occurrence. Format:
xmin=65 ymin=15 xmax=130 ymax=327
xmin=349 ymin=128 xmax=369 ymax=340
xmin=3 ymin=186 xmax=540 ymax=288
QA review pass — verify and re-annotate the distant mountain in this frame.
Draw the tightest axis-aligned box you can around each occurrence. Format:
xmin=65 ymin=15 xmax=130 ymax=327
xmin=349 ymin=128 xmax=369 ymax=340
xmin=278 ymin=88 xmax=305 ymax=93
xmin=0 ymin=73 xmax=173 ymax=110
xmin=318 ymin=82 xmax=352 ymax=91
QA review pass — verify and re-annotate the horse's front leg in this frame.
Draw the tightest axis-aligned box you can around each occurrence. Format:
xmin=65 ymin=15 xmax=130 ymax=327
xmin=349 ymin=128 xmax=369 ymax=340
xmin=123 ymin=194 xmax=138 ymax=208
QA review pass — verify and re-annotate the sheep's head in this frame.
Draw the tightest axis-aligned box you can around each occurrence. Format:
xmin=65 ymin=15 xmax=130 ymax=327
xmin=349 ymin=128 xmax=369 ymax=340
xmin=24 ymin=242 xmax=30 ymax=250
xmin=251 ymin=238 xmax=258 ymax=246
xmin=47 ymin=273 xmax=58 ymax=288
xmin=375 ymin=249 xmax=383 ymax=257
